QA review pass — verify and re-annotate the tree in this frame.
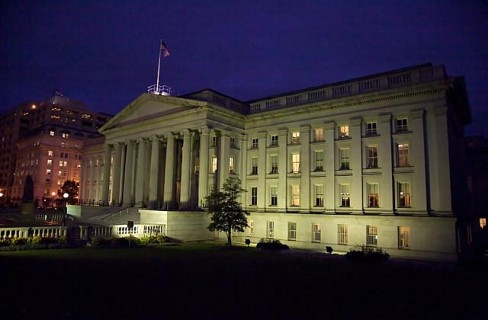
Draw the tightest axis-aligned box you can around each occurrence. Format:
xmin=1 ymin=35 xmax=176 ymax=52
xmin=58 ymin=180 xmax=79 ymax=204
xmin=205 ymin=177 xmax=249 ymax=246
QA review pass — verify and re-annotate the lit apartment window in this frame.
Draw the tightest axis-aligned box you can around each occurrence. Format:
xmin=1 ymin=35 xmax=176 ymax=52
xmin=62 ymin=133 xmax=69 ymax=138
xmin=312 ymin=223 xmax=321 ymax=243
xmin=314 ymin=151 xmax=324 ymax=171
xmin=368 ymin=183 xmax=379 ymax=207
xmin=251 ymin=138 xmax=258 ymax=149
xmin=49 ymin=131 xmax=55 ymax=136
xmin=251 ymin=157 xmax=258 ymax=175
xmin=48 ymin=150 xmax=53 ymax=157
xmin=291 ymin=131 xmax=300 ymax=144
xmin=338 ymin=224 xmax=348 ymax=244
xmin=211 ymin=156 xmax=218 ymax=173
xmin=340 ymin=184 xmax=350 ymax=207
xmin=267 ymin=221 xmax=274 ymax=238
xmin=270 ymin=155 xmax=278 ymax=174
xmin=339 ymin=125 xmax=349 ymax=138
xmin=398 ymin=182 xmax=411 ymax=208
xmin=59 ymin=160 xmax=64 ymax=167
xmin=367 ymin=146 xmax=378 ymax=168
xmin=398 ymin=226 xmax=411 ymax=249
xmin=270 ymin=186 xmax=278 ymax=206
xmin=340 ymin=148 xmax=350 ymax=170
xmin=314 ymin=128 xmax=324 ymax=142
xmin=251 ymin=187 xmax=258 ymax=206
xmin=248 ymin=220 xmax=254 ymax=235
xmin=366 ymin=225 xmax=378 ymax=246
xmin=292 ymin=153 xmax=300 ymax=173
xmin=270 ymin=135 xmax=279 ymax=147
xmin=229 ymin=157 xmax=235 ymax=174
xmin=366 ymin=122 xmax=377 ymax=135
xmin=314 ymin=185 xmax=324 ymax=207
xmin=396 ymin=118 xmax=408 ymax=132
xmin=46 ymin=169 xmax=51 ymax=175
xmin=291 ymin=185 xmax=300 ymax=206
xmin=47 ymin=159 xmax=52 ymax=166
xmin=288 ymin=222 xmax=297 ymax=241
xmin=397 ymin=143 xmax=410 ymax=167
xmin=480 ymin=218 xmax=487 ymax=229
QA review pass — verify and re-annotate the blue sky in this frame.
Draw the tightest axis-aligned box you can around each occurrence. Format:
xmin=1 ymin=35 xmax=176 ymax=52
xmin=1 ymin=0 xmax=487 ymax=136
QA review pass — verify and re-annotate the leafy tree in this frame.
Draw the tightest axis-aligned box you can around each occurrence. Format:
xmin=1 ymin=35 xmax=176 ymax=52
xmin=206 ymin=177 xmax=249 ymax=246
xmin=58 ymin=180 xmax=79 ymax=203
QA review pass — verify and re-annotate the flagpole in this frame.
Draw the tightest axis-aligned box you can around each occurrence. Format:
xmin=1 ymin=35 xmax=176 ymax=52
xmin=156 ymin=40 xmax=162 ymax=94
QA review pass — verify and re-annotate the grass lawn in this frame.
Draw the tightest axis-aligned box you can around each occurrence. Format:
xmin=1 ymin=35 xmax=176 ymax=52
xmin=0 ymin=243 xmax=486 ymax=320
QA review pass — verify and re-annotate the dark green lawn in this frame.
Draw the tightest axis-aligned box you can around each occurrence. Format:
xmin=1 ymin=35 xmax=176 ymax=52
xmin=1 ymin=243 xmax=486 ymax=320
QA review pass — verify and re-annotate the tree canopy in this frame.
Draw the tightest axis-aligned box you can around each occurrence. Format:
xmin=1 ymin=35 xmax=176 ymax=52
xmin=205 ymin=177 xmax=249 ymax=246
xmin=58 ymin=180 xmax=79 ymax=203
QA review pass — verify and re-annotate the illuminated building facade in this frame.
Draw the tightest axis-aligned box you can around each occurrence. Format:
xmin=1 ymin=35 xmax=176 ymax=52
xmin=82 ymin=63 xmax=472 ymax=259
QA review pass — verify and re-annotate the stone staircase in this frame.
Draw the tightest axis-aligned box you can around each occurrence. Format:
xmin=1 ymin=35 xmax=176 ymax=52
xmin=95 ymin=207 xmax=141 ymax=225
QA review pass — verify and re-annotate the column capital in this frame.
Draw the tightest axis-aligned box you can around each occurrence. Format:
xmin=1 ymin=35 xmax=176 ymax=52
xmin=350 ymin=117 xmax=362 ymax=127
xmin=240 ymin=134 xmax=248 ymax=142
xmin=324 ymin=121 xmax=336 ymax=130
xmin=199 ymin=126 xmax=210 ymax=135
xmin=166 ymin=132 xmax=175 ymax=139
xmin=378 ymin=113 xmax=392 ymax=123
xmin=258 ymin=131 xmax=267 ymax=139
xmin=181 ymin=129 xmax=191 ymax=137
xmin=278 ymin=128 xmax=288 ymax=136
xmin=411 ymin=108 xmax=426 ymax=119
xmin=300 ymin=125 xmax=311 ymax=134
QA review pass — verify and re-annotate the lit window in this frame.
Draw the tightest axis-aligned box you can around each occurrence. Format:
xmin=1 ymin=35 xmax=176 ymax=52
xmin=270 ymin=135 xmax=279 ymax=147
xmin=312 ymin=223 xmax=321 ymax=243
xmin=267 ymin=221 xmax=274 ymax=238
xmin=366 ymin=122 xmax=377 ymax=135
xmin=229 ymin=157 xmax=235 ymax=174
xmin=314 ymin=151 xmax=324 ymax=171
xmin=46 ymin=169 xmax=51 ymax=175
xmin=340 ymin=184 xmax=350 ymax=207
xmin=251 ymin=187 xmax=258 ymax=206
xmin=251 ymin=157 xmax=258 ymax=175
xmin=292 ymin=153 xmax=300 ymax=173
xmin=480 ymin=218 xmax=487 ymax=229
xmin=396 ymin=118 xmax=408 ymax=132
xmin=340 ymin=148 xmax=350 ymax=170
xmin=314 ymin=128 xmax=324 ymax=142
xmin=288 ymin=222 xmax=297 ymax=241
xmin=368 ymin=183 xmax=379 ymax=207
xmin=398 ymin=226 xmax=410 ymax=249
xmin=338 ymin=224 xmax=348 ymax=244
xmin=398 ymin=182 xmax=411 ymax=208
xmin=62 ymin=132 xmax=69 ymax=138
xmin=291 ymin=185 xmax=300 ymax=206
xmin=49 ymin=131 xmax=55 ymax=136
xmin=366 ymin=225 xmax=378 ymax=246
xmin=59 ymin=161 xmax=64 ymax=167
xmin=291 ymin=131 xmax=300 ymax=144
xmin=367 ymin=146 xmax=378 ymax=168
xmin=314 ymin=185 xmax=324 ymax=207
xmin=397 ymin=143 xmax=409 ymax=167
xmin=211 ymin=156 xmax=218 ymax=173
xmin=339 ymin=125 xmax=349 ymax=138
xmin=270 ymin=155 xmax=278 ymax=174
xmin=270 ymin=186 xmax=278 ymax=206
xmin=47 ymin=159 xmax=52 ymax=166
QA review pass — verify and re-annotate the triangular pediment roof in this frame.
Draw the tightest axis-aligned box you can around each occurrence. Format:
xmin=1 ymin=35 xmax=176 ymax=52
xmin=99 ymin=93 xmax=208 ymax=133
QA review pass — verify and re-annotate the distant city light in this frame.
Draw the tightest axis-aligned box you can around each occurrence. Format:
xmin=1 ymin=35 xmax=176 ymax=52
xmin=32 ymin=104 xmax=36 ymax=109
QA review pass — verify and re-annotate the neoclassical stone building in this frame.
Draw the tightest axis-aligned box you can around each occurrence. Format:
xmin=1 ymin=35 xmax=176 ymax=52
xmin=81 ymin=63 xmax=472 ymax=259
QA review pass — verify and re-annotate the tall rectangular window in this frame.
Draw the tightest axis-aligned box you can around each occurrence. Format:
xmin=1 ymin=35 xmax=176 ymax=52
xmin=367 ymin=146 xmax=378 ymax=168
xmin=211 ymin=136 xmax=217 ymax=147
xmin=398 ymin=182 xmax=411 ymax=208
xmin=314 ymin=128 xmax=324 ymax=142
xmin=251 ymin=157 xmax=258 ymax=175
xmin=47 ymin=159 xmax=52 ymax=166
xmin=396 ymin=118 xmax=408 ymax=132
xmin=338 ymin=224 xmax=348 ymax=244
xmin=398 ymin=226 xmax=410 ymax=249
xmin=366 ymin=122 xmax=377 ymax=135
xmin=48 ymin=150 xmax=53 ymax=157
xmin=251 ymin=138 xmax=258 ymax=149
xmin=397 ymin=143 xmax=409 ymax=167
xmin=230 ymin=137 xmax=236 ymax=148
xmin=229 ymin=157 xmax=235 ymax=174
xmin=248 ymin=220 xmax=254 ymax=235
xmin=270 ymin=155 xmax=278 ymax=174
xmin=288 ymin=222 xmax=297 ymax=241
xmin=312 ymin=223 xmax=321 ymax=243
xmin=267 ymin=221 xmax=274 ymax=238
xmin=366 ymin=225 xmax=378 ymax=246
xmin=251 ymin=187 xmax=258 ymax=206
xmin=291 ymin=185 xmax=300 ymax=206
xmin=314 ymin=151 xmax=324 ymax=171
xmin=270 ymin=135 xmax=279 ymax=147
xmin=270 ymin=186 xmax=278 ymax=206
xmin=291 ymin=131 xmax=300 ymax=144
xmin=339 ymin=125 xmax=349 ymax=138
xmin=211 ymin=156 xmax=218 ymax=173
xmin=292 ymin=153 xmax=300 ymax=173
xmin=314 ymin=185 xmax=324 ymax=207
xmin=340 ymin=148 xmax=350 ymax=170
xmin=340 ymin=184 xmax=350 ymax=207
xmin=367 ymin=183 xmax=379 ymax=207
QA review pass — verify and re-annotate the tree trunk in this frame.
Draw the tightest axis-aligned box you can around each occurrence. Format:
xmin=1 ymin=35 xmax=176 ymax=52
xmin=227 ymin=230 xmax=232 ymax=246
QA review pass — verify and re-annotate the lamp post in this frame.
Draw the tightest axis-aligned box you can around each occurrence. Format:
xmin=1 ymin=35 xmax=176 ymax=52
xmin=63 ymin=192 xmax=69 ymax=226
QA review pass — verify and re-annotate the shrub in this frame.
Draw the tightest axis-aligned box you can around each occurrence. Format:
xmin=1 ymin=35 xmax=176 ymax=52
xmin=345 ymin=245 xmax=390 ymax=263
xmin=0 ymin=238 xmax=12 ymax=247
xmin=111 ymin=236 xmax=141 ymax=248
xmin=256 ymin=238 xmax=289 ymax=251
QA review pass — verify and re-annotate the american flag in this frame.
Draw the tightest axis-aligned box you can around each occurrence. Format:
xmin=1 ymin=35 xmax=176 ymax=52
xmin=160 ymin=41 xmax=170 ymax=58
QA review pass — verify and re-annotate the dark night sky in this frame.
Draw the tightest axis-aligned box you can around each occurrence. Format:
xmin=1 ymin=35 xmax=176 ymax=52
xmin=1 ymin=0 xmax=487 ymax=136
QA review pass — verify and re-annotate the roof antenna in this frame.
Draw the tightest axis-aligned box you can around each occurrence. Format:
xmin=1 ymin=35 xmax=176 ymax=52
xmin=148 ymin=40 xmax=171 ymax=96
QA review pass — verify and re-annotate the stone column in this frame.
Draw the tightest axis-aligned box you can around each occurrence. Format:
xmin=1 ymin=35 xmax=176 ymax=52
xmin=411 ymin=109 xmax=428 ymax=213
xmin=378 ymin=114 xmax=393 ymax=213
xmin=300 ymin=125 xmax=311 ymax=212
xmin=163 ymin=132 xmax=175 ymax=210
xmin=101 ymin=144 xmax=112 ymax=205
xmin=135 ymin=138 xmax=147 ymax=207
xmin=148 ymin=136 xmax=161 ymax=209
xmin=277 ymin=128 xmax=288 ymax=211
xmin=198 ymin=127 xmax=210 ymax=208
xmin=257 ymin=131 xmax=267 ymax=211
xmin=112 ymin=143 xmax=122 ymax=206
xmin=239 ymin=134 xmax=248 ymax=207
xmin=123 ymin=140 xmax=135 ymax=206
xmin=180 ymin=129 xmax=192 ymax=209
xmin=324 ymin=122 xmax=335 ymax=213
xmin=350 ymin=118 xmax=362 ymax=213
xmin=219 ymin=130 xmax=230 ymax=189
